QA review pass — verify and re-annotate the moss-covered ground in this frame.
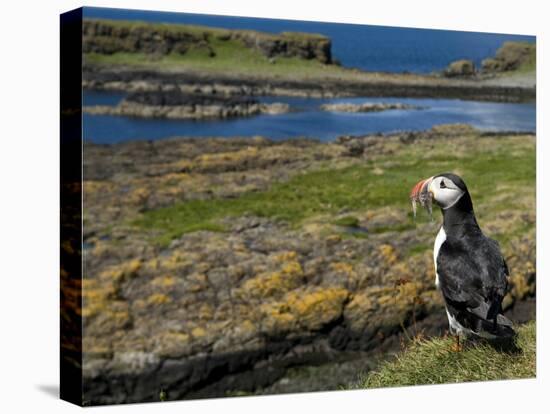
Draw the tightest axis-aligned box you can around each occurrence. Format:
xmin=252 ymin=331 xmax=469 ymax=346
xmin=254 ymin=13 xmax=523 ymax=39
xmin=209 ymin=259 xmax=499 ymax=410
xmin=133 ymin=133 xmax=535 ymax=247
xmin=353 ymin=321 xmax=535 ymax=388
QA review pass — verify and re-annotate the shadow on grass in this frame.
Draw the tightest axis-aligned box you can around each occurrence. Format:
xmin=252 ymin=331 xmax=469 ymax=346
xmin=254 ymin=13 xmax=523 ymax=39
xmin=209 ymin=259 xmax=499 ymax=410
xmin=467 ymin=335 xmax=522 ymax=355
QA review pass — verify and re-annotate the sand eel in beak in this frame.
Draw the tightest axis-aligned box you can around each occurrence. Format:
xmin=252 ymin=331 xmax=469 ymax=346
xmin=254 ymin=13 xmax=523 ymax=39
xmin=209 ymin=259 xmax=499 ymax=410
xmin=410 ymin=173 xmax=515 ymax=350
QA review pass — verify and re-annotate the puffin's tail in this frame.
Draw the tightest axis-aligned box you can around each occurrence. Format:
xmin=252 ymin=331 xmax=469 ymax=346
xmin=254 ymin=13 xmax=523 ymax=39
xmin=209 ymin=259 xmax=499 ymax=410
xmin=482 ymin=313 xmax=516 ymax=339
xmin=448 ymin=302 xmax=516 ymax=339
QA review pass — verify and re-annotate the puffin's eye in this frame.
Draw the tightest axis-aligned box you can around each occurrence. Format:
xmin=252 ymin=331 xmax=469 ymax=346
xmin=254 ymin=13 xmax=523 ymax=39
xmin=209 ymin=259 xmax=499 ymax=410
xmin=440 ymin=180 xmax=447 ymax=189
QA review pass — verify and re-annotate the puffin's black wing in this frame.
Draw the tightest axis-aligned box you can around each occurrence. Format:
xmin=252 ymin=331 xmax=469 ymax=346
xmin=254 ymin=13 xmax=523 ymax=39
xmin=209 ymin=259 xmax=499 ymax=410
xmin=437 ymin=233 xmax=514 ymax=337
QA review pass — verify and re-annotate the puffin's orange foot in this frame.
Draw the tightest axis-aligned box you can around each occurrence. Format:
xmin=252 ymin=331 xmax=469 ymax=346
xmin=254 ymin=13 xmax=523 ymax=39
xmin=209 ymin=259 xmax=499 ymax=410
xmin=450 ymin=335 xmax=463 ymax=352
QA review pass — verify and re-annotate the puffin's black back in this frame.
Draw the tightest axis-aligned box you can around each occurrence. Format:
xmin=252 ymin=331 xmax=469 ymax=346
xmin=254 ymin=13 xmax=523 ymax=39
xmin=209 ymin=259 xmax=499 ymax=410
xmin=435 ymin=173 xmax=514 ymax=337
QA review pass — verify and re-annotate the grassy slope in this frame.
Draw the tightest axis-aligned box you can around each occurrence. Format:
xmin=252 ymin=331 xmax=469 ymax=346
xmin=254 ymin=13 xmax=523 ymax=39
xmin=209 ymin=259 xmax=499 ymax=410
xmin=353 ymin=321 xmax=535 ymax=388
xmin=85 ymin=49 xmax=340 ymax=79
xmin=133 ymin=134 xmax=535 ymax=247
xmin=84 ymin=19 xmax=344 ymax=79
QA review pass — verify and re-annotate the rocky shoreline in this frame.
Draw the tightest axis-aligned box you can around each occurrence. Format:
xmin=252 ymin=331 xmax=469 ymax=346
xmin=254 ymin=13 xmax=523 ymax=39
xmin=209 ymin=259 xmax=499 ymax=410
xmin=83 ymin=64 xmax=535 ymax=103
xmin=82 ymin=125 xmax=536 ymax=404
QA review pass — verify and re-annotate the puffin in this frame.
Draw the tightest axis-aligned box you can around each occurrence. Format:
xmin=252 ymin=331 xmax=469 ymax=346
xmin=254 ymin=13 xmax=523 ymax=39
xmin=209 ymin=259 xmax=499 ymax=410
xmin=410 ymin=173 xmax=515 ymax=348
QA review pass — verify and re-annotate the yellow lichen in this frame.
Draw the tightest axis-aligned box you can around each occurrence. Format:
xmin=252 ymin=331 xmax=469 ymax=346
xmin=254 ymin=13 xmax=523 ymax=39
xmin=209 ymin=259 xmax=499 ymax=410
xmin=197 ymin=147 xmax=259 ymax=167
xmin=281 ymin=260 xmax=303 ymax=276
xmin=330 ymin=262 xmax=354 ymax=275
xmin=378 ymin=244 xmax=398 ymax=265
xmin=259 ymin=302 xmax=296 ymax=333
xmin=83 ymin=180 xmax=114 ymax=194
xmin=151 ymin=275 xmax=177 ymax=289
xmin=99 ymin=259 xmax=141 ymax=283
xmin=82 ymin=279 xmax=117 ymax=319
xmin=146 ymin=293 xmax=171 ymax=306
xmin=191 ymin=327 xmax=207 ymax=338
xmin=285 ymin=287 xmax=349 ymax=330
xmin=273 ymin=251 xmax=298 ymax=262
xmin=240 ymin=269 xmax=301 ymax=299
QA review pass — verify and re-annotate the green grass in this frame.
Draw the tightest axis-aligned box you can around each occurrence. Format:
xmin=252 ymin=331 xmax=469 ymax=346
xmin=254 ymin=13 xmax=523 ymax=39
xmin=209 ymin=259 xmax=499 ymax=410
xmin=85 ymin=49 xmax=342 ymax=79
xmin=370 ymin=222 xmax=416 ymax=234
xmin=132 ymin=136 xmax=535 ymax=246
xmin=406 ymin=241 xmax=432 ymax=256
xmin=354 ymin=321 xmax=535 ymax=388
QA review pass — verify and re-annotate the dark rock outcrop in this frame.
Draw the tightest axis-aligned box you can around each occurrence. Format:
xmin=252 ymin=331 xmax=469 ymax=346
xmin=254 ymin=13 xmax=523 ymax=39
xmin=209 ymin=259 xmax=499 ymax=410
xmin=83 ymin=90 xmax=289 ymax=119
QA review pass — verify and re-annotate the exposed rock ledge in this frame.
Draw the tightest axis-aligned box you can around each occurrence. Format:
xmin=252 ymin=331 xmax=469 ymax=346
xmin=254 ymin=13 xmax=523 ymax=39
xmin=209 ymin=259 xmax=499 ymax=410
xmin=84 ymin=90 xmax=289 ymax=120
xmin=321 ymin=102 xmax=424 ymax=113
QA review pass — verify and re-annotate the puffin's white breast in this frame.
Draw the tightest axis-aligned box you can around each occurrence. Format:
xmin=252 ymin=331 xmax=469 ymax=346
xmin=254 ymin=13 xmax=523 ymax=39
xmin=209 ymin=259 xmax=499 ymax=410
xmin=433 ymin=226 xmax=446 ymax=289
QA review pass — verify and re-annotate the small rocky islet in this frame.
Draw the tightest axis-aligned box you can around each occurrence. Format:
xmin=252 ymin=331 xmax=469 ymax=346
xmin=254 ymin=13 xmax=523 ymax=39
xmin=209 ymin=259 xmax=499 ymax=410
xmin=443 ymin=41 xmax=536 ymax=78
xmin=83 ymin=88 xmax=424 ymax=120
xmin=84 ymin=89 xmax=290 ymax=120
xmin=320 ymin=102 xmax=424 ymax=113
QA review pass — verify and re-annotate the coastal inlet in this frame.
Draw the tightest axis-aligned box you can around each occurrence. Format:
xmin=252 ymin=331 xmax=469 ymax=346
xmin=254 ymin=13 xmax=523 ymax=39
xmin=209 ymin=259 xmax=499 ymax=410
xmin=83 ymin=90 xmax=535 ymax=143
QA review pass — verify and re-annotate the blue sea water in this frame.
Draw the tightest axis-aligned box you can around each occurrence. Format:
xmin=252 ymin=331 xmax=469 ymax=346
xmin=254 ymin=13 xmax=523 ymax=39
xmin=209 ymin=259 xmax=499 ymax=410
xmin=83 ymin=92 xmax=535 ymax=144
xmin=83 ymin=7 xmax=534 ymax=74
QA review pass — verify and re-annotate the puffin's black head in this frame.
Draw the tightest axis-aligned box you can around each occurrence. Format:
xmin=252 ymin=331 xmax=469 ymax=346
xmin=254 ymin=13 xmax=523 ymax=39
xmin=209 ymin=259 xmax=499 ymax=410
xmin=410 ymin=172 xmax=473 ymax=213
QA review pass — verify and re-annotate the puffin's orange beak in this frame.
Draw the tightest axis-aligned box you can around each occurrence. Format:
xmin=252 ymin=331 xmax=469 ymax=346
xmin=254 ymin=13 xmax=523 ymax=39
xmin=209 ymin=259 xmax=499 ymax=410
xmin=410 ymin=176 xmax=434 ymax=218
xmin=410 ymin=177 xmax=433 ymax=201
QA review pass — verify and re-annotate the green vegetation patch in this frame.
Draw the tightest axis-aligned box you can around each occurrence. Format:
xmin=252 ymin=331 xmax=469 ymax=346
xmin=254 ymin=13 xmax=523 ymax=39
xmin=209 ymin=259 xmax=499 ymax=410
xmin=355 ymin=321 xmax=535 ymax=388
xmin=85 ymin=49 xmax=341 ymax=78
xmin=133 ymin=136 xmax=535 ymax=246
